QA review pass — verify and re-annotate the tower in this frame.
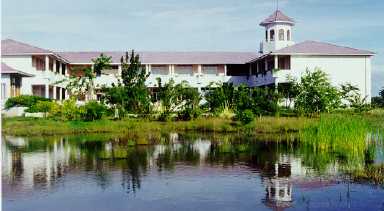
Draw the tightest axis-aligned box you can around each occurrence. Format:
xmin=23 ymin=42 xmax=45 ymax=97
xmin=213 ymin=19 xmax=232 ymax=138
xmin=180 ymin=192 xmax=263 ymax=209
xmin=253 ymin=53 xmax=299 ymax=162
xmin=260 ymin=10 xmax=295 ymax=53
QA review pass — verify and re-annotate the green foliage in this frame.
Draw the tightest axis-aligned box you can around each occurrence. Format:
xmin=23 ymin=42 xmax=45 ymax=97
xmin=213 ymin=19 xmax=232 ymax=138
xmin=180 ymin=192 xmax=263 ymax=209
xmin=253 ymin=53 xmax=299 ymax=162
xmin=26 ymin=101 xmax=61 ymax=117
xmin=121 ymin=51 xmax=151 ymax=113
xmin=373 ymin=87 xmax=384 ymax=107
xmin=102 ymin=83 xmax=127 ymax=119
xmin=234 ymin=85 xmax=280 ymax=116
xmin=340 ymin=83 xmax=368 ymax=111
xmin=156 ymin=79 xmax=201 ymax=121
xmin=236 ymin=109 xmax=254 ymax=125
xmin=294 ymin=68 xmax=341 ymax=114
xmin=62 ymin=98 xmax=80 ymax=120
xmin=205 ymin=82 xmax=234 ymax=113
xmin=80 ymin=101 xmax=106 ymax=121
xmin=92 ymin=53 xmax=112 ymax=76
xmin=5 ymin=95 xmax=50 ymax=109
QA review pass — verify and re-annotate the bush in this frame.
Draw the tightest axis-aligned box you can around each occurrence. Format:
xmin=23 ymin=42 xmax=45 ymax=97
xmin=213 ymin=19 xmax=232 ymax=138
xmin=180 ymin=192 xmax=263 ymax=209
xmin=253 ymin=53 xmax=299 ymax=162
xmin=178 ymin=107 xmax=201 ymax=121
xmin=62 ymin=98 xmax=79 ymax=120
xmin=236 ymin=109 xmax=254 ymax=125
xmin=26 ymin=101 xmax=61 ymax=117
xmin=5 ymin=95 xmax=50 ymax=109
xmin=80 ymin=101 xmax=106 ymax=121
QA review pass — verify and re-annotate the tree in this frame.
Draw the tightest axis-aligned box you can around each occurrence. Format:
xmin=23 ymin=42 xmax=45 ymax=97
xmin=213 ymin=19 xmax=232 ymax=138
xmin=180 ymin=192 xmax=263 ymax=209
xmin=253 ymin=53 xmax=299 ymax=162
xmin=294 ymin=68 xmax=341 ymax=114
xmin=57 ymin=54 xmax=112 ymax=101
xmin=156 ymin=79 xmax=201 ymax=121
xmin=340 ymin=83 xmax=367 ymax=109
xmin=101 ymin=82 xmax=127 ymax=119
xmin=204 ymin=82 xmax=234 ymax=113
xmin=121 ymin=51 xmax=151 ymax=113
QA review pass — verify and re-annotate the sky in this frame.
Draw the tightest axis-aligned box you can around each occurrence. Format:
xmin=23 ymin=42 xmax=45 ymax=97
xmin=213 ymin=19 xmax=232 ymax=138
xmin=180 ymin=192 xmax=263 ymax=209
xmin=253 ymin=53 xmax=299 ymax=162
xmin=2 ymin=0 xmax=384 ymax=96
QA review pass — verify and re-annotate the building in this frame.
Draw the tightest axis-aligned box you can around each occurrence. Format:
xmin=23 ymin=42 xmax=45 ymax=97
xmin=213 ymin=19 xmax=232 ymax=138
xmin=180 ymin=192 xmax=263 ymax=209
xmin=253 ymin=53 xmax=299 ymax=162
xmin=1 ymin=10 xmax=375 ymax=103
xmin=1 ymin=39 xmax=70 ymax=103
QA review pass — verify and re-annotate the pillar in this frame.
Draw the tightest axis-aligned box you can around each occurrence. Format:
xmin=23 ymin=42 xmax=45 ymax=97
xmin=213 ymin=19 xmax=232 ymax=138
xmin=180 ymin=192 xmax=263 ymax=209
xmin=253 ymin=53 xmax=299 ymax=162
xmin=118 ymin=64 xmax=122 ymax=77
xmin=256 ymin=61 xmax=259 ymax=76
xmin=58 ymin=61 xmax=62 ymax=75
xmin=53 ymin=60 xmax=56 ymax=73
xmin=224 ymin=65 xmax=227 ymax=76
xmin=45 ymin=84 xmax=49 ymax=99
xmin=274 ymin=55 xmax=278 ymax=70
xmin=169 ymin=65 xmax=173 ymax=75
xmin=45 ymin=56 xmax=49 ymax=71
xmin=197 ymin=65 xmax=202 ymax=75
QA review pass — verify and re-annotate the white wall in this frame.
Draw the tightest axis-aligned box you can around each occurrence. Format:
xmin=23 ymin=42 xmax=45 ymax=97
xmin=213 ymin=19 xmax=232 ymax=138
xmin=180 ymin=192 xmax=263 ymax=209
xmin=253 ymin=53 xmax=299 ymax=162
xmin=2 ymin=56 xmax=68 ymax=97
xmin=289 ymin=55 xmax=372 ymax=102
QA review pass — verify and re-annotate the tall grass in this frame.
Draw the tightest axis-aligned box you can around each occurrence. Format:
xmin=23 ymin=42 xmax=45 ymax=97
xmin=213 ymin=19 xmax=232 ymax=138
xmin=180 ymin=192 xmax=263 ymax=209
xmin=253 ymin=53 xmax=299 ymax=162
xmin=299 ymin=114 xmax=370 ymax=157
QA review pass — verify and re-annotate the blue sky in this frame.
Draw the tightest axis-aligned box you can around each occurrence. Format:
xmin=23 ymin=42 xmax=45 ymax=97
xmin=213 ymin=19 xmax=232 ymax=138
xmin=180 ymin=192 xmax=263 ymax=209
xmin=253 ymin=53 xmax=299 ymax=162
xmin=2 ymin=0 xmax=384 ymax=95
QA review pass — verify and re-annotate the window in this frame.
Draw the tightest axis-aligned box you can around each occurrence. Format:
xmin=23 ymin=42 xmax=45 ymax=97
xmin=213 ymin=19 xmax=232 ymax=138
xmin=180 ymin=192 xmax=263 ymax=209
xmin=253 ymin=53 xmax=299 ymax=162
xmin=265 ymin=30 xmax=268 ymax=42
xmin=174 ymin=65 xmax=193 ymax=75
xmin=287 ymin=30 xmax=291 ymax=41
xmin=151 ymin=65 xmax=168 ymax=75
xmin=279 ymin=29 xmax=285 ymax=41
xmin=202 ymin=65 xmax=218 ymax=75
xmin=32 ymin=56 xmax=45 ymax=71
xmin=270 ymin=29 xmax=275 ymax=41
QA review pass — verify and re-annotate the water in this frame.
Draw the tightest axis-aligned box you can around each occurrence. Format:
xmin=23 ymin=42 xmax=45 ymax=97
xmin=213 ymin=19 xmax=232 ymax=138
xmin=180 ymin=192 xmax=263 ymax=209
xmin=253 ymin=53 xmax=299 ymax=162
xmin=2 ymin=133 xmax=384 ymax=211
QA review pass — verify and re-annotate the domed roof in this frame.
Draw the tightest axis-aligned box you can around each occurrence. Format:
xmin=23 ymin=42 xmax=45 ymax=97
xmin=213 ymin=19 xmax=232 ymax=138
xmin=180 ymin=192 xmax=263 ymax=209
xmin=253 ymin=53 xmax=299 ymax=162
xmin=260 ymin=10 xmax=295 ymax=26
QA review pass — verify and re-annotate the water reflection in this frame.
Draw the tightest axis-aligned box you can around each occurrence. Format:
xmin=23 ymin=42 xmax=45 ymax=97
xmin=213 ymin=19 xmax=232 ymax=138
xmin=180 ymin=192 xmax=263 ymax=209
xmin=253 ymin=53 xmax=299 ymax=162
xmin=2 ymin=133 xmax=384 ymax=211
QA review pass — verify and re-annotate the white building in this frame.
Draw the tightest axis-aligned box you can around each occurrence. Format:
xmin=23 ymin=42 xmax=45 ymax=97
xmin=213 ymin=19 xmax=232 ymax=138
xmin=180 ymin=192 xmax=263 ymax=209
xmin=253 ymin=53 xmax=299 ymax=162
xmin=1 ymin=39 xmax=70 ymax=103
xmin=1 ymin=10 xmax=375 ymax=102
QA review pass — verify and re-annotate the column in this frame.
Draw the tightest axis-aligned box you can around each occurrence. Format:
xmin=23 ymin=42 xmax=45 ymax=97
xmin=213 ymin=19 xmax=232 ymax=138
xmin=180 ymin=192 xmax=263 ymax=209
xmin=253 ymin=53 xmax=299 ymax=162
xmin=197 ymin=65 xmax=202 ymax=75
xmin=224 ymin=65 xmax=227 ymax=76
xmin=274 ymin=55 xmax=278 ymax=70
xmin=147 ymin=64 xmax=151 ymax=74
xmin=45 ymin=56 xmax=49 ymax=71
xmin=58 ymin=61 xmax=62 ymax=75
xmin=45 ymin=84 xmax=49 ymax=99
xmin=168 ymin=65 xmax=173 ymax=75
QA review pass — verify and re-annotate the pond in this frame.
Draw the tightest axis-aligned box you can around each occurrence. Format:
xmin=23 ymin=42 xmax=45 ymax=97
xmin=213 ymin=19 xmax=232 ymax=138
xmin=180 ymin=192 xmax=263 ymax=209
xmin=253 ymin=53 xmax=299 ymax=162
xmin=2 ymin=133 xmax=384 ymax=211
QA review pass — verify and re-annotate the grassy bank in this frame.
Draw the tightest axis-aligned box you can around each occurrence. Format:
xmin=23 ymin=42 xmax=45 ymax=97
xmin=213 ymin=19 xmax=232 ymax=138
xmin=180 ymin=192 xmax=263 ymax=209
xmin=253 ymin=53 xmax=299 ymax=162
xmin=2 ymin=110 xmax=383 ymax=138
xmin=1 ymin=116 xmax=314 ymax=136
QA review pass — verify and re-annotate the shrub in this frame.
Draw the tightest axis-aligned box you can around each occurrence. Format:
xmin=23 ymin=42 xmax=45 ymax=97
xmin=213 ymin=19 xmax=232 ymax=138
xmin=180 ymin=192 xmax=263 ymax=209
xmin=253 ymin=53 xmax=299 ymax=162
xmin=236 ymin=109 xmax=254 ymax=125
xmin=178 ymin=107 xmax=202 ymax=121
xmin=80 ymin=101 xmax=106 ymax=121
xmin=5 ymin=95 xmax=50 ymax=109
xmin=62 ymin=98 xmax=79 ymax=120
xmin=26 ymin=101 xmax=61 ymax=117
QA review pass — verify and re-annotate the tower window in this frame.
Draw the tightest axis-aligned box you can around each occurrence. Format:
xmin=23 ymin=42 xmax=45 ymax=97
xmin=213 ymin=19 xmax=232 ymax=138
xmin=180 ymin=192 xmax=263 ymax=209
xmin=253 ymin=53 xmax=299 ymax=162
xmin=279 ymin=29 xmax=285 ymax=41
xmin=287 ymin=30 xmax=291 ymax=41
xmin=265 ymin=30 xmax=268 ymax=42
xmin=270 ymin=29 xmax=275 ymax=41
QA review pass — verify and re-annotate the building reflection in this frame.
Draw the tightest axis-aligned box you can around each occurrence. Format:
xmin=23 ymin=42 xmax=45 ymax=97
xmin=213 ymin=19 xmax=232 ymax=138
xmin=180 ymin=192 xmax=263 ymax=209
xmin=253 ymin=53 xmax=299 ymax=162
xmin=3 ymin=134 xmax=343 ymax=206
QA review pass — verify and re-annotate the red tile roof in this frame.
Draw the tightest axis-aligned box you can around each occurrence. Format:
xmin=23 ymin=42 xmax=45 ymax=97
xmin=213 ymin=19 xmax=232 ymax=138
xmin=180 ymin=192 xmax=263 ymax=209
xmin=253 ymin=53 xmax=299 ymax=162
xmin=1 ymin=63 xmax=34 ymax=77
xmin=57 ymin=51 xmax=260 ymax=65
xmin=260 ymin=10 xmax=295 ymax=26
xmin=273 ymin=40 xmax=375 ymax=55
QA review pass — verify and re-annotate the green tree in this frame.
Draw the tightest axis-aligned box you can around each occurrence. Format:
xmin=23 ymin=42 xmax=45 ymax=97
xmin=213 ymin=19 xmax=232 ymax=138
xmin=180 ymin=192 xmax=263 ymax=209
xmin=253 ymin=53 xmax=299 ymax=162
xmin=340 ymin=83 xmax=367 ymax=110
xmin=58 ymin=54 xmax=112 ymax=101
xmin=294 ymin=68 xmax=341 ymax=114
xmin=121 ymin=51 xmax=151 ymax=113
xmin=204 ymin=82 xmax=234 ymax=113
xmin=101 ymin=82 xmax=127 ymax=119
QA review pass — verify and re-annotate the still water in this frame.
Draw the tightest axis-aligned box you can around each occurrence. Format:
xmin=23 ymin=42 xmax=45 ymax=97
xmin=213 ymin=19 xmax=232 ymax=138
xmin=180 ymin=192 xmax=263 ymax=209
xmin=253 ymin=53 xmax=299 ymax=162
xmin=2 ymin=133 xmax=384 ymax=211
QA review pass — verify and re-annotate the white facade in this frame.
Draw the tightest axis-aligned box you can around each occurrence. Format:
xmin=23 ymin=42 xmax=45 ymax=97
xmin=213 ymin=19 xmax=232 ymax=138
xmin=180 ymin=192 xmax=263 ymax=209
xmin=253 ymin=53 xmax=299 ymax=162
xmin=1 ymin=54 xmax=69 ymax=101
